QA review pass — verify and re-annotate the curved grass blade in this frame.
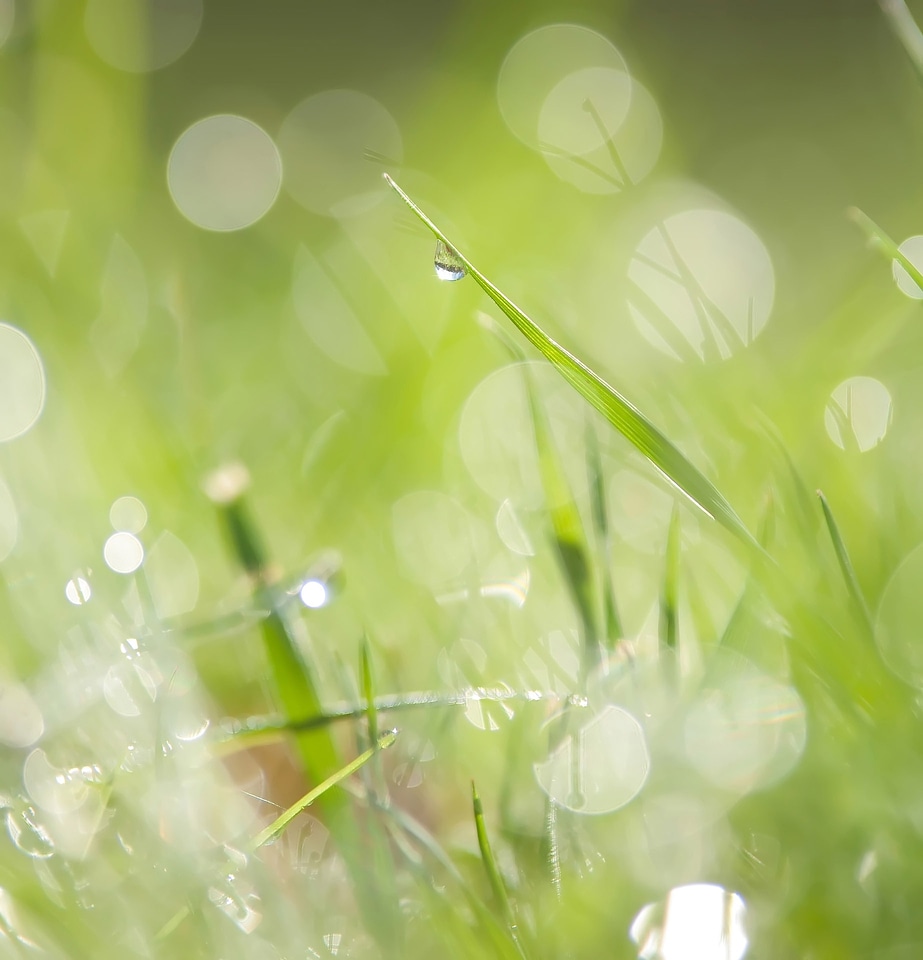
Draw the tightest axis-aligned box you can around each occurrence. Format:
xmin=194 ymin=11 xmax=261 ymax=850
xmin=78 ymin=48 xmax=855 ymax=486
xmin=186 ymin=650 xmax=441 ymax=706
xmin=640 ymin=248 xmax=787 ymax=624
xmin=249 ymin=730 xmax=398 ymax=851
xmin=384 ymin=174 xmax=759 ymax=551
xmin=817 ymin=489 xmax=874 ymax=635
xmin=849 ymin=207 xmax=923 ymax=293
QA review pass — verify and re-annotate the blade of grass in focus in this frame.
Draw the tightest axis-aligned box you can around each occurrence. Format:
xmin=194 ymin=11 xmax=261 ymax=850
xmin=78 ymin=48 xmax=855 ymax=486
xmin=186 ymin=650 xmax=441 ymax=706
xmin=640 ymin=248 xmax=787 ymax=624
xmin=206 ymin=467 xmax=402 ymax=950
xmin=249 ymin=730 xmax=398 ymax=850
xmin=817 ymin=490 xmax=874 ymax=635
xmin=384 ymin=174 xmax=759 ymax=551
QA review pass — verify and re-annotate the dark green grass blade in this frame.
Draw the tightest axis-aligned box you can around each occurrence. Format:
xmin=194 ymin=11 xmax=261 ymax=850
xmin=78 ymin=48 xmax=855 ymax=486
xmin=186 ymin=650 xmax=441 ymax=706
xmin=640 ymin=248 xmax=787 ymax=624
xmin=210 ymin=481 xmax=402 ymax=950
xmin=249 ymin=731 xmax=398 ymax=850
xmin=849 ymin=207 xmax=923 ymax=293
xmin=384 ymin=174 xmax=758 ymax=551
xmin=817 ymin=490 xmax=874 ymax=634
xmin=477 ymin=310 xmax=602 ymax=675
xmin=659 ymin=504 xmax=681 ymax=653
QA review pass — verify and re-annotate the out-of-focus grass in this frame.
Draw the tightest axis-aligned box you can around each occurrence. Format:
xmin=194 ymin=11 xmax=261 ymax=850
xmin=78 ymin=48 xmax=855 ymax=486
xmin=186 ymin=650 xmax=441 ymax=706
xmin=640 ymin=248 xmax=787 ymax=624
xmin=2 ymin=2 xmax=923 ymax=958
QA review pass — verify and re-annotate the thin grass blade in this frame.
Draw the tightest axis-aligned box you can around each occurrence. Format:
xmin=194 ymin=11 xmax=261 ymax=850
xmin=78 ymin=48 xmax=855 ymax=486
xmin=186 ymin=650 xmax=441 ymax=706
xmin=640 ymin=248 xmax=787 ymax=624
xmin=249 ymin=730 xmax=398 ymax=851
xmin=472 ymin=781 xmax=529 ymax=959
xmin=879 ymin=0 xmax=923 ymax=83
xmin=817 ymin=489 xmax=874 ymax=634
xmin=659 ymin=504 xmax=681 ymax=652
xmin=384 ymin=174 xmax=759 ymax=550
xmin=849 ymin=207 xmax=923 ymax=293
xmin=586 ymin=421 xmax=623 ymax=648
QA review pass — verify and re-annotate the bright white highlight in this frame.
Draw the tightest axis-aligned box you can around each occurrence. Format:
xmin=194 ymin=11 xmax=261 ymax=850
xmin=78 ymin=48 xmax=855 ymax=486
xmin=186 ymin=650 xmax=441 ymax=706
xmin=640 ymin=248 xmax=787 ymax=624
xmin=299 ymin=580 xmax=328 ymax=609
xmin=104 ymin=532 xmax=144 ymax=574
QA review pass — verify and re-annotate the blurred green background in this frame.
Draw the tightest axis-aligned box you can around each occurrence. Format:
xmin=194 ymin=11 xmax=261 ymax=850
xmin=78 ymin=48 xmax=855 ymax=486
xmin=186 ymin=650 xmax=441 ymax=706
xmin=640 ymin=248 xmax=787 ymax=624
xmin=3 ymin=0 xmax=923 ymax=956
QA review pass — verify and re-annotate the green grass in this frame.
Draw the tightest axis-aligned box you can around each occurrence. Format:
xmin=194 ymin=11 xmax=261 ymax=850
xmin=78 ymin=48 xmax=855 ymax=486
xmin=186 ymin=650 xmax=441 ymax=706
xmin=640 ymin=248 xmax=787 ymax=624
xmin=5 ymin=4 xmax=923 ymax=959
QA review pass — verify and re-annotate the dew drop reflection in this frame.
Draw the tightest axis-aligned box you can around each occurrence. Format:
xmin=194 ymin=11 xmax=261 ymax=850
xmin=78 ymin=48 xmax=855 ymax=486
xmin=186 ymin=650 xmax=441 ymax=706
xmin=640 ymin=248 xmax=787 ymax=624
xmin=542 ymin=74 xmax=663 ymax=193
xmin=628 ymin=209 xmax=775 ymax=362
xmin=109 ymin=495 xmax=147 ymax=534
xmin=208 ymin=874 xmax=263 ymax=934
xmin=534 ymin=704 xmax=650 ymax=814
xmin=0 ymin=323 xmax=46 ymax=443
xmin=84 ymin=0 xmax=203 ymax=73
xmin=434 ymin=239 xmax=466 ymax=281
xmin=65 ymin=576 xmax=91 ymax=605
xmin=300 ymin=579 xmax=328 ymax=609
xmin=0 ymin=683 xmax=43 ymax=748
xmin=893 ymin=235 xmax=923 ymax=299
xmin=497 ymin=24 xmax=628 ymax=149
xmin=630 ymin=883 xmax=748 ymax=960
xmin=168 ymin=115 xmax=282 ymax=232
xmin=824 ymin=376 xmax=892 ymax=452
xmin=279 ymin=89 xmax=403 ymax=218
xmin=496 ymin=499 xmax=535 ymax=556
xmin=5 ymin=802 xmax=55 ymax=859
xmin=683 ymin=651 xmax=806 ymax=795
xmin=103 ymin=531 xmax=144 ymax=574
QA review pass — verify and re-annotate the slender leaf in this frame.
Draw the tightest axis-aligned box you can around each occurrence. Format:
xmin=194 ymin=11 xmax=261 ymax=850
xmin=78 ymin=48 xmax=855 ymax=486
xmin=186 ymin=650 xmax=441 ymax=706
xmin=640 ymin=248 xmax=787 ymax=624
xmin=659 ymin=504 xmax=681 ymax=653
xmin=384 ymin=173 xmax=759 ymax=550
xmin=249 ymin=731 xmax=397 ymax=851
xmin=210 ymin=479 xmax=402 ymax=949
xmin=849 ymin=207 xmax=923 ymax=293
xmin=817 ymin=489 xmax=874 ymax=634
xmin=586 ymin=420 xmax=623 ymax=648
xmin=472 ymin=781 xmax=529 ymax=960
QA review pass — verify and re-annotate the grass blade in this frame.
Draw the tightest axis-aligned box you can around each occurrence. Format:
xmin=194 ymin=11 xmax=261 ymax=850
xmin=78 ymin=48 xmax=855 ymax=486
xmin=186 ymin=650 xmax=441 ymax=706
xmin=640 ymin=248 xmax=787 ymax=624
xmin=206 ymin=467 xmax=402 ymax=949
xmin=660 ymin=504 xmax=681 ymax=653
xmin=586 ymin=421 xmax=623 ymax=648
xmin=384 ymin=174 xmax=759 ymax=550
xmin=849 ymin=207 xmax=923 ymax=294
xmin=249 ymin=730 xmax=398 ymax=851
xmin=472 ymin=781 xmax=529 ymax=959
xmin=817 ymin=489 xmax=874 ymax=634
xmin=879 ymin=0 xmax=923 ymax=84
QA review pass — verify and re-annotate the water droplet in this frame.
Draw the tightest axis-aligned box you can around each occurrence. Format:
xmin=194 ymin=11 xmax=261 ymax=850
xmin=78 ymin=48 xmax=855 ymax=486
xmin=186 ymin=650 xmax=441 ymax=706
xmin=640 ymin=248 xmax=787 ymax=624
xmin=65 ymin=576 xmax=92 ymax=605
xmin=208 ymin=874 xmax=263 ymax=934
xmin=434 ymin=239 xmax=466 ymax=281
xmin=6 ymin=803 xmax=54 ymax=859
xmin=629 ymin=883 xmax=748 ymax=960
xmin=534 ymin=705 xmax=649 ymax=814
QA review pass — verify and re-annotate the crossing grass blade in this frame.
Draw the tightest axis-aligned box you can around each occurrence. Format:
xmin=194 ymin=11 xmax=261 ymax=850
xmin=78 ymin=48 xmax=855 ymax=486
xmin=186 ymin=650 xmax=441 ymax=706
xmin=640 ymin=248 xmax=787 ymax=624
xmin=249 ymin=730 xmax=398 ymax=851
xmin=210 ymin=480 xmax=402 ymax=949
xmin=384 ymin=174 xmax=759 ymax=551
xmin=817 ymin=489 xmax=874 ymax=635
xmin=849 ymin=206 xmax=923 ymax=293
